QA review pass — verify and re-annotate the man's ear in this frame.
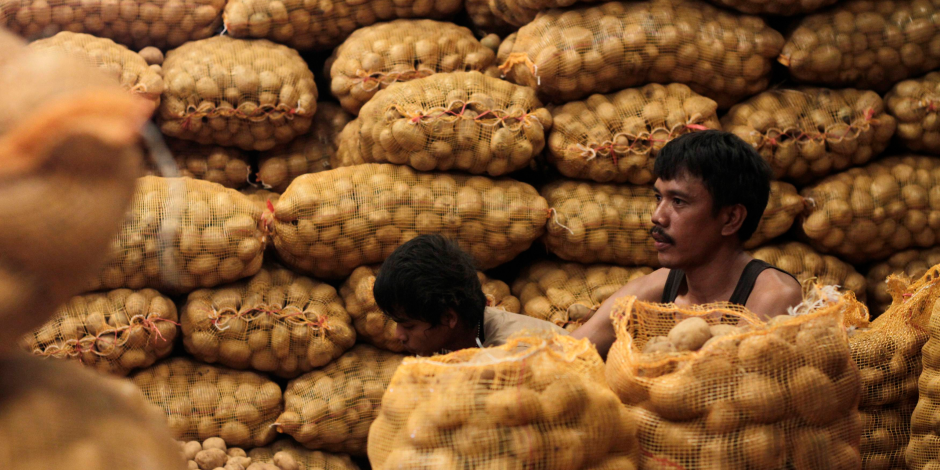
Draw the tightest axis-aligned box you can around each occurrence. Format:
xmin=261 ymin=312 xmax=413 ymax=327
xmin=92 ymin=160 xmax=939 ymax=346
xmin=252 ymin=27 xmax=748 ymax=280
xmin=443 ymin=310 xmax=460 ymax=329
xmin=720 ymin=204 xmax=747 ymax=237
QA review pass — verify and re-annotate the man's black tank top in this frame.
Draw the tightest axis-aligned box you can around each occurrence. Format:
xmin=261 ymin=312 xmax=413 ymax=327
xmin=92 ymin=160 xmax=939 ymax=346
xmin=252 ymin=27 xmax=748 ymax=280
xmin=660 ymin=259 xmax=798 ymax=305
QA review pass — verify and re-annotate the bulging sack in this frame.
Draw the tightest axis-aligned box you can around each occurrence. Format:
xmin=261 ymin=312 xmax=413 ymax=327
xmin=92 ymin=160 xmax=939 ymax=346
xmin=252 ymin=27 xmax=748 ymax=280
xmin=147 ymin=137 xmax=252 ymax=189
xmin=886 ymin=72 xmax=940 ymax=154
xmin=749 ymin=241 xmax=867 ymax=302
xmin=867 ymin=247 xmax=940 ymax=315
xmin=249 ymin=439 xmax=360 ymax=470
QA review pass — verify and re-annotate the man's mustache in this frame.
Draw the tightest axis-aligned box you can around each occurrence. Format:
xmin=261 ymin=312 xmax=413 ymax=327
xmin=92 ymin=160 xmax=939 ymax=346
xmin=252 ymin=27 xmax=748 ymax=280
xmin=650 ymin=226 xmax=675 ymax=244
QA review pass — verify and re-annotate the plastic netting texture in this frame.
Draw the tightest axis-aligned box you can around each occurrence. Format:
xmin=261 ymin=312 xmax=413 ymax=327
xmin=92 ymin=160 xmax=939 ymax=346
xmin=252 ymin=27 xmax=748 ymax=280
xmin=749 ymin=241 xmax=867 ymax=303
xmin=886 ymin=72 xmax=940 ymax=154
xmin=146 ymin=137 xmax=252 ymax=189
xmin=868 ymin=247 xmax=940 ymax=315
xmin=249 ymin=439 xmax=361 ymax=469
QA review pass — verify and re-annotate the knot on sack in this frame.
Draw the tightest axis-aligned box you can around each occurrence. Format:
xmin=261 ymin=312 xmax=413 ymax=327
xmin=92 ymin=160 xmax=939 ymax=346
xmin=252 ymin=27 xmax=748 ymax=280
xmin=569 ymin=121 xmax=711 ymax=164
xmin=397 ymin=100 xmax=537 ymax=130
xmin=353 ymin=68 xmax=436 ymax=92
xmin=209 ymin=304 xmax=332 ymax=335
xmin=33 ymin=316 xmax=179 ymax=360
xmin=178 ymin=103 xmax=307 ymax=131
xmin=756 ymin=107 xmax=878 ymax=150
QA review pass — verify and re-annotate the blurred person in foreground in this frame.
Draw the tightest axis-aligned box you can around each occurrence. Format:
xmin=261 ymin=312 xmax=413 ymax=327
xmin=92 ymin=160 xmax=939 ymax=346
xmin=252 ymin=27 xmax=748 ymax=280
xmin=373 ymin=234 xmax=567 ymax=356
xmin=573 ymin=130 xmax=803 ymax=358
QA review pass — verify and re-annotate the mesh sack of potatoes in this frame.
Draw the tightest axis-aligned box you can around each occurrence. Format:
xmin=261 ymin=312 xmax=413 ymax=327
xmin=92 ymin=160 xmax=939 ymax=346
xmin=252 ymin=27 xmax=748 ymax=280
xmin=749 ymin=241 xmax=867 ymax=302
xmin=158 ymin=36 xmax=317 ymax=151
xmin=902 ymin=277 xmax=940 ymax=469
xmin=367 ymin=334 xmax=640 ymax=470
xmin=723 ymin=88 xmax=897 ymax=184
xmin=335 ymin=71 xmax=549 ymax=176
xmin=90 ymin=176 xmax=266 ymax=294
xmin=702 ymin=0 xmax=837 ymax=16
xmin=327 ymin=20 xmax=497 ymax=115
xmin=0 ymin=352 xmax=187 ymax=470
xmin=0 ymin=29 xmax=150 ymax=355
xmin=132 ymin=357 xmax=283 ymax=448
xmin=275 ymin=344 xmax=404 ymax=455
xmin=605 ymin=286 xmax=868 ymax=469
xmin=542 ymin=179 xmax=805 ymax=266
xmin=147 ymin=137 xmax=252 ymax=189
xmin=547 ymin=83 xmax=720 ymax=184
xmin=243 ymin=188 xmax=282 ymax=213
xmin=0 ymin=0 xmax=225 ymax=50
xmin=886 ymin=72 xmax=940 ymax=154
xmin=259 ymin=103 xmax=351 ymax=193
xmin=28 ymin=31 xmax=164 ymax=111
xmin=486 ymin=0 xmax=607 ymax=27
xmin=465 ymin=0 xmax=515 ymax=36
xmin=862 ymin=402 xmax=918 ymax=470
xmin=221 ymin=0 xmax=463 ymax=51
xmin=20 ymin=288 xmax=177 ymax=376
xmin=340 ymin=265 xmax=519 ymax=352
xmin=868 ymin=246 xmax=940 ymax=315
xmin=780 ymin=0 xmax=940 ymax=92
xmin=271 ymin=163 xmax=549 ymax=279
xmin=496 ymin=0 xmax=784 ymax=108
xmin=249 ymin=439 xmax=360 ymax=470
xmin=181 ymin=265 xmax=356 ymax=378
xmin=511 ymin=260 xmax=653 ymax=332
xmin=799 ymin=155 xmax=940 ymax=264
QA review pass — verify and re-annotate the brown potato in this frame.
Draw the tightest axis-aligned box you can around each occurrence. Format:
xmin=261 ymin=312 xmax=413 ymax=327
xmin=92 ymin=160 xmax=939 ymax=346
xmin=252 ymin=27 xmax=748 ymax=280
xmin=749 ymin=241 xmax=867 ymax=302
xmin=147 ymin=137 xmax=252 ymax=189
xmin=248 ymin=439 xmax=358 ymax=469
xmin=886 ymin=72 xmax=940 ymax=154
xmin=866 ymin=247 xmax=940 ymax=314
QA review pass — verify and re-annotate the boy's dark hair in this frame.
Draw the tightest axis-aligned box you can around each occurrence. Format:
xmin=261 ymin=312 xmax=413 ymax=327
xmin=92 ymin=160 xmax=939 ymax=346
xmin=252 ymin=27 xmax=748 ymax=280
xmin=373 ymin=234 xmax=487 ymax=327
xmin=654 ymin=130 xmax=773 ymax=242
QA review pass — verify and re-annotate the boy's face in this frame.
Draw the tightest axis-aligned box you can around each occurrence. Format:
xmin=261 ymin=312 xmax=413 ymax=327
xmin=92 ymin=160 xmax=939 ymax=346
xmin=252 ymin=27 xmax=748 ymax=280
xmin=393 ymin=316 xmax=459 ymax=356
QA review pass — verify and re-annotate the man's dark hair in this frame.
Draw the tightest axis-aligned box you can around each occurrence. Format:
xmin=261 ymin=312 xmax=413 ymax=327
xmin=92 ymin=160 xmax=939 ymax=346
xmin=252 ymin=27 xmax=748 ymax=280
xmin=373 ymin=234 xmax=487 ymax=327
xmin=654 ymin=130 xmax=773 ymax=242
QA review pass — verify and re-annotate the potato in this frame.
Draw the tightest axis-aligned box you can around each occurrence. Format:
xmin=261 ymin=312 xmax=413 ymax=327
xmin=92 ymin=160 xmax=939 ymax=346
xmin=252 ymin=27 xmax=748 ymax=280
xmin=750 ymin=242 xmax=866 ymax=303
xmin=866 ymin=247 xmax=940 ymax=314
xmin=248 ymin=439 xmax=358 ymax=470
xmin=89 ymin=177 xmax=266 ymax=294
xmin=222 ymin=0 xmax=463 ymax=51
xmin=466 ymin=0 xmax=515 ymax=36
xmin=21 ymin=289 xmax=178 ymax=376
xmin=498 ymin=0 xmax=784 ymax=108
xmin=147 ymin=138 xmax=251 ymax=189
xmin=705 ymin=0 xmax=837 ymax=15
xmin=335 ymin=71 xmax=547 ymax=175
xmin=667 ymin=317 xmax=712 ymax=352
xmin=131 ymin=358 xmax=282 ymax=448
xmin=158 ymin=37 xmax=317 ymax=151
xmin=724 ymin=88 xmax=896 ymax=184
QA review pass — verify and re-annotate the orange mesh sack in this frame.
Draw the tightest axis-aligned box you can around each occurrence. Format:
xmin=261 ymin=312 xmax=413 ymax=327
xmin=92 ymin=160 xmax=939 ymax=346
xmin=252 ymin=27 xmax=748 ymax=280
xmin=868 ymin=247 xmax=940 ymax=315
xmin=243 ymin=187 xmax=282 ymax=210
xmin=512 ymin=260 xmax=653 ymax=332
xmin=886 ymin=72 xmax=940 ymax=154
xmin=259 ymin=102 xmax=351 ymax=193
xmin=862 ymin=402 xmax=917 ymax=470
xmin=799 ymin=155 xmax=940 ymax=264
xmin=20 ymin=289 xmax=177 ymax=376
xmin=901 ymin=282 xmax=940 ymax=468
xmin=542 ymin=180 xmax=804 ymax=266
xmin=181 ymin=265 xmax=356 ymax=378
xmin=328 ymin=20 xmax=498 ymax=116
xmin=249 ymin=439 xmax=360 ymax=469
xmin=158 ymin=36 xmax=317 ymax=151
xmin=28 ymin=31 xmax=164 ymax=111
xmin=605 ymin=286 xmax=867 ymax=469
xmin=90 ymin=176 xmax=266 ymax=294
xmin=367 ymin=334 xmax=640 ymax=470
xmin=547 ymin=84 xmax=720 ymax=184
xmin=496 ymin=0 xmax=784 ymax=108
xmin=147 ymin=137 xmax=252 ymax=189
xmin=0 ymin=0 xmax=224 ymax=50
xmin=271 ymin=163 xmax=549 ymax=279
xmin=0 ymin=352 xmax=187 ymax=470
xmin=780 ymin=0 xmax=940 ymax=92
xmin=335 ymin=71 xmax=549 ymax=176
xmin=340 ymin=265 xmax=519 ymax=352
xmin=222 ymin=0 xmax=463 ymax=51
xmin=749 ymin=241 xmax=867 ymax=302
xmin=275 ymin=344 xmax=404 ymax=455
xmin=0 ymin=29 xmax=150 ymax=354
xmin=723 ymin=88 xmax=897 ymax=184
xmin=132 ymin=357 xmax=283 ymax=448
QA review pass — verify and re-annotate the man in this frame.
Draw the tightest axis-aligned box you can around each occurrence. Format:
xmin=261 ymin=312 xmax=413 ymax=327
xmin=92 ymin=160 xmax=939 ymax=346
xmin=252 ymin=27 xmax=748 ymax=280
xmin=373 ymin=234 xmax=567 ymax=356
xmin=573 ymin=130 xmax=803 ymax=358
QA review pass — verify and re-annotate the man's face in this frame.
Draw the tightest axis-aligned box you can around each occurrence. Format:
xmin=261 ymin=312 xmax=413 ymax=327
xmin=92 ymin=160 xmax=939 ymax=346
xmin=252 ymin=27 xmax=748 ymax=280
xmin=393 ymin=317 xmax=456 ymax=356
xmin=651 ymin=173 xmax=727 ymax=268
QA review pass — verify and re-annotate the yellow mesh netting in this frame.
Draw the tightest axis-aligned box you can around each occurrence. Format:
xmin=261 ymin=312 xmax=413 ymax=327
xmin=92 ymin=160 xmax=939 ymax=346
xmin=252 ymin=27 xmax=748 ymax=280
xmin=327 ymin=20 xmax=498 ymax=115
xmin=547 ymin=83 xmax=720 ymax=184
xmin=465 ymin=0 xmax=515 ymax=36
xmin=132 ymin=357 xmax=283 ymax=448
xmin=799 ymin=155 xmax=940 ymax=264
xmin=487 ymin=0 xmax=605 ymax=27
xmin=222 ymin=0 xmax=463 ymax=51
xmin=606 ymin=286 xmax=868 ymax=469
xmin=271 ymin=163 xmax=549 ymax=280
xmin=340 ymin=265 xmax=519 ymax=353
xmin=868 ymin=247 xmax=940 ymax=315
xmin=749 ymin=241 xmax=867 ymax=303
xmin=701 ymin=0 xmax=837 ymax=15
xmin=723 ymin=88 xmax=898 ymax=184
xmin=512 ymin=260 xmax=652 ymax=332
xmin=20 ymin=288 xmax=177 ymax=376
xmin=862 ymin=402 xmax=917 ymax=470
xmin=886 ymin=72 xmax=940 ymax=154
xmin=543 ymin=179 xmax=805 ymax=266
xmin=367 ymin=334 xmax=640 ymax=470
xmin=496 ymin=0 xmax=784 ymax=108
xmin=0 ymin=352 xmax=187 ymax=470
xmin=259 ymin=102 xmax=352 ymax=194
xmin=0 ymin=0 xmax=224 ymax=50
xmin=334 ymin=71 xmax=549 ymax=176
xmin=181 ymin=264 xmax=356 ymax=378
xmin=249 ymin=439 xmax=360 ymax=469
xmin=0 ymin=29 xmax=149 ymax=353
xmin=780 ymin=0 xmax=940 ymax=92
xmin=146 ymin=137 xmax=252 ymax=189
xmin=158 ymin=36 xmax=317 ymax=151
xmin=90 ymin=176 xmax=267 ymax=294
xmin=242 ymin=187 xmax=282 ymax=212
xmin=276 ymin=344 xmax=404 ymax=456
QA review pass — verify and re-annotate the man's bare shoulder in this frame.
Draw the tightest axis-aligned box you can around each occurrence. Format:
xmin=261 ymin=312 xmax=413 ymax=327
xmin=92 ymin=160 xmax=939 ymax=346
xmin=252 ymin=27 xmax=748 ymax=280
xmin=746 ymin=268 xmax=804 ymax=320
